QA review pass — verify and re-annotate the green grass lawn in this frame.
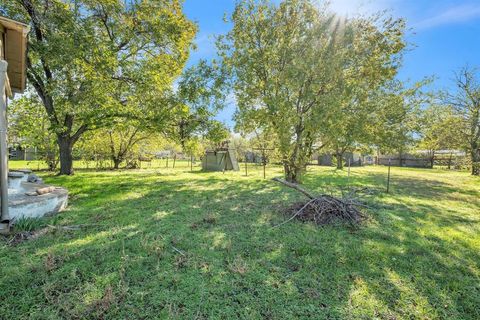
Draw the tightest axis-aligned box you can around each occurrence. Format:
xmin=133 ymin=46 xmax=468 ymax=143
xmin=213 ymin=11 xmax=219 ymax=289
xmin=0 ymin=165 xmax=479 ymax=319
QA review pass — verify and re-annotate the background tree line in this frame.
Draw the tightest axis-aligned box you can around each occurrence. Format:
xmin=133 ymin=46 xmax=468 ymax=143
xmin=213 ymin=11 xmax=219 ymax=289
xmin=2 ymin=0 xmax=479 ymax=180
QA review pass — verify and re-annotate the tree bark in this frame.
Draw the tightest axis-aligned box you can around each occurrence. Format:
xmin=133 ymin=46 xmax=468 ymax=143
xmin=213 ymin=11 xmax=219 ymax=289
xmin=109 ymin=131 xmax=121 ymax=170
xmin=112 ymin=158 xmax=122 ymax=169
xmin=471 ymin=148 xmax=480 ymax=175
xmin=336 ymin=153 xmax=343 ymax=169
xmin=284 ymin=163 xmax=302 ymax=183
xmin=58 ymin=136 xmax=74 ymax=175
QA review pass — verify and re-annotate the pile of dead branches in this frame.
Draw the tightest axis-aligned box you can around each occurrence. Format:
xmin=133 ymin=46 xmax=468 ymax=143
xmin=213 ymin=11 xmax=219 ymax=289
xmin=272 ymin=178 xmax=368 ymax=227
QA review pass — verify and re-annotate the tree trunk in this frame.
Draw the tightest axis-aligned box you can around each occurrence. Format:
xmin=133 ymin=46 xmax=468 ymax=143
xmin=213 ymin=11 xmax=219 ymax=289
xmin=284 ymin=163 xmax=302 ymax=183
xmin=112 ymin=157 xmax=122 ymax=169
xmin=336 ymin=153 xmax=343 ymax=169
xmin=471 ymin=148 xmax=480 ymax=176
xmin=58 ymin=136 xmax=74 ymax=175
xmin=430 ymin=150 xmax=435 ymax=169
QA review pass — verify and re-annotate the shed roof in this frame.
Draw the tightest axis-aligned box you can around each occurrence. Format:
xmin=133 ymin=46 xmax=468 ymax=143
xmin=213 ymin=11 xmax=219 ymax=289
xmin=0 ymin=16 xmax=29 ymax=94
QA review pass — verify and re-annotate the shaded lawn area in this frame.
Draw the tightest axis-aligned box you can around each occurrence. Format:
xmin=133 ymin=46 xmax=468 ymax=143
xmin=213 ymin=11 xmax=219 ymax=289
xmin=0 ymin=166 xmax=479 ymax=319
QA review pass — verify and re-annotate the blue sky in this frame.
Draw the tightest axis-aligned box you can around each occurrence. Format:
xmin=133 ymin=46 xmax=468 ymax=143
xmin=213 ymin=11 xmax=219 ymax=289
xmin=183 ymin=0 xmax=480 ymax=126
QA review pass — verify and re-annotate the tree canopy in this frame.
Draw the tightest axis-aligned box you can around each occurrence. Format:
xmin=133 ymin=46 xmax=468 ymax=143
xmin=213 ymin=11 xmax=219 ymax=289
xmin=0 ymin=0 xmax=196 ymax=174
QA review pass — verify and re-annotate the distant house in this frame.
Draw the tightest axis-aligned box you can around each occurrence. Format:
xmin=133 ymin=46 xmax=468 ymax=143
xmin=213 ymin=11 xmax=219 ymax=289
xmin=344 ymin=152 xmax=362 ymax=166
xmin=154 ymin=150 xmax=173 ymax=158
xmin=363 ymin=155 xmax=375 ymax=165
xmin=245 ymin=151 xmax=263 ymax=163
xmin=154 ymin=150 xmax=189 ymax=159
xmin=318 ymin=153 xmax=333 ymax=166
xmin=317 ymin=152 xmax=363 ymax=167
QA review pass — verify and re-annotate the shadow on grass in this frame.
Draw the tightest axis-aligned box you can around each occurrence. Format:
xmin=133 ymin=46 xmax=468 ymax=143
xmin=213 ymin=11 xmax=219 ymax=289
xmin=0 ymin=169 xmax=478 ymax=319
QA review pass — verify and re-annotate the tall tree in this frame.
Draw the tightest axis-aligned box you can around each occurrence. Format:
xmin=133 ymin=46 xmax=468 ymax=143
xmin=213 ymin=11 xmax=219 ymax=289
xmin=1 ymin=0 xmax=195 ymax=174
xmin=107 ymin=124 xmax=148 ymax=169
xmin=445 ymin=67 xmax=480 ymax=175
xmin=220 ymin=0 xmax=406 ymax=182
xmin=418 ymin=104 xmax=463 ymax=168
xmin=326 ymin=97 xmax=375 ymax=169
xmin=168 ymin=60 xmax=229 ymax=153
xmin=8 ymin=96 xmax=58 ymax=170
xmin=369 ymin=80 xmax=424 ymax=162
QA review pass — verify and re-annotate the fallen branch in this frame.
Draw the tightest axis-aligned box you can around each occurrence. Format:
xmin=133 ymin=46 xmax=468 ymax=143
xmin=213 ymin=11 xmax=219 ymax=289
xmin=272 ymin=177 xmax=316 ymax=199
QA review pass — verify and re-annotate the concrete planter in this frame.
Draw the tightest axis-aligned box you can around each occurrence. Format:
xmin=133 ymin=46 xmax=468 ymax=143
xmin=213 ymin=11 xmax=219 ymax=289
xmin=3 ymin=170 xmax=68 ymax=221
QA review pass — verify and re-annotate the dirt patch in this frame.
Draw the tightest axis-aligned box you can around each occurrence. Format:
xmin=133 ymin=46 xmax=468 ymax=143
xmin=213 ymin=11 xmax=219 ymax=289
xmin=2 ymin=227 xmax=50 ymax=246
xmin=2 ymin=224 xmax=94 ymax=246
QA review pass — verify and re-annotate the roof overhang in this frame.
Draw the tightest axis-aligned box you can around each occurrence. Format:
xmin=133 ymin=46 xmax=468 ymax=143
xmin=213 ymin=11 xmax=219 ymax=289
xmin=0 ymin=16 xmax=30 ymax=95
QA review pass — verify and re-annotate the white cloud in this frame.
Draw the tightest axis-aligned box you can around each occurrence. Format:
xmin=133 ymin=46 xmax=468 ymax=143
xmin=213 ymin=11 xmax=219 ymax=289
xmin=414 ymin=3 xmax=480 ymax=30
